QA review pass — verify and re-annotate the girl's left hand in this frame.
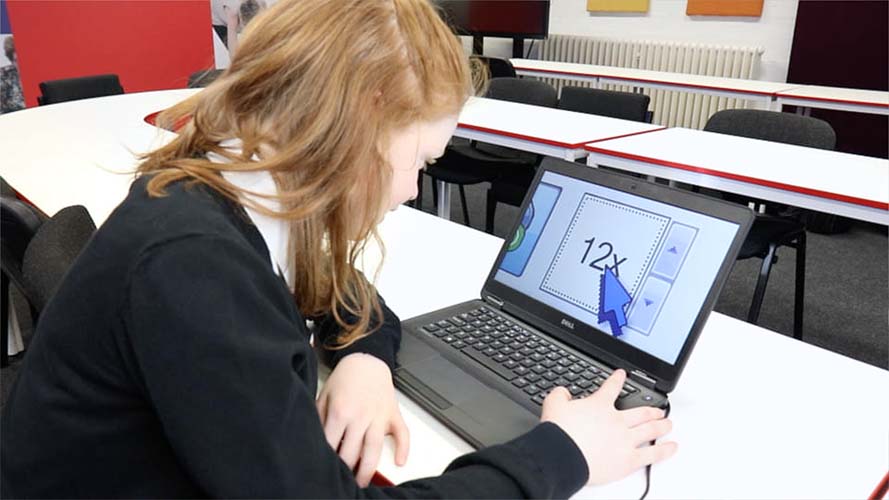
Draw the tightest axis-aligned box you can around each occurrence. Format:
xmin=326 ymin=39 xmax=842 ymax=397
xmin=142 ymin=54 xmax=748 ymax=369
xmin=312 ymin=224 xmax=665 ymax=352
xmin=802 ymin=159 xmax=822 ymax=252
xmin=317 ymin=353 xmax=410 ymax=487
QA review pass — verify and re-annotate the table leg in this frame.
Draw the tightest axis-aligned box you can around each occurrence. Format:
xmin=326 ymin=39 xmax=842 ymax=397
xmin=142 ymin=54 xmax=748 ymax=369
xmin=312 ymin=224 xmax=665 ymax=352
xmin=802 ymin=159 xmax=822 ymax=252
xmin=436 ymin=180 xmax=451 ymax=220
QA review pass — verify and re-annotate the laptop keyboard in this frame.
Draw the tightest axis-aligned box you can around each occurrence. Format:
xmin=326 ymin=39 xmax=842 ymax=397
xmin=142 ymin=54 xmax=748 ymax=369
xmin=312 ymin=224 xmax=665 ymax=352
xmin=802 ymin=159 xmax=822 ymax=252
xmin=421 ymin=306 xmax=639 ymax=407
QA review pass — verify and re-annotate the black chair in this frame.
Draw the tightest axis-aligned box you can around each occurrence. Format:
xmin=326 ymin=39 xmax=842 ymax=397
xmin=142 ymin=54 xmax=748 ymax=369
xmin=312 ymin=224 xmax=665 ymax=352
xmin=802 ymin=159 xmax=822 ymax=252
xmin=484 ymin=87 xmax=651 ymax=234
xmin=1 ymin=197 xmax=46 ymax=367
xmin=22 ymin=205 xmax=96 ymax=314
xmin=704 ymin=109 xmax=837 ymax=340
xmin=1 ymin=203 xmax=95 ymax=366
xmin=188 ymin=69 xmax=224 ymax=88
xmin=0 ymin=176 xmax=16 ymax=197
xmin=421 ymin=77 xmax=557 ymax=227
xmin=557 ymin=86 xmax=651 ymax=122
xmin=38 ymin=74 xmax=124 ymax=105
xmin=476 ymin=56 xmax=517 ymax=78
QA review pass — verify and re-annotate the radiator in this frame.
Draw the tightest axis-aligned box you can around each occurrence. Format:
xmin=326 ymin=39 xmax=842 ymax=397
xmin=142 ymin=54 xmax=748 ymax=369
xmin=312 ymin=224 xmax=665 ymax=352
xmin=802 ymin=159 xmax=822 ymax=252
xmin=536 ymin=34 xmax=764 ymax=129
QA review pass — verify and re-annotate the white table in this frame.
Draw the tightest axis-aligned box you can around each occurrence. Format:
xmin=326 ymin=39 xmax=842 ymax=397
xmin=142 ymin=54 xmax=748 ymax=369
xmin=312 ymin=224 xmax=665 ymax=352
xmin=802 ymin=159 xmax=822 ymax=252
xmin=511 ymin=59 xmax=889 ymax=118
xmin=368 ymin=206 xmax=888 ymax=500
xmin=510 ymin=58 xmax=795 ymax=107
xmin=2 ymin=91 xmax=887 ymax=498
xmin=456 ymin=97 xmax=665 ymax=160
xmin=775 ymin=85 xmax=889 ymax=116
xmin=440 ymin=96 xmax=664 ymax=219
xmin=0 ymin=88 xmax=200 ymax=225
xmin=584 ymin=127 xmax=889 ymax=225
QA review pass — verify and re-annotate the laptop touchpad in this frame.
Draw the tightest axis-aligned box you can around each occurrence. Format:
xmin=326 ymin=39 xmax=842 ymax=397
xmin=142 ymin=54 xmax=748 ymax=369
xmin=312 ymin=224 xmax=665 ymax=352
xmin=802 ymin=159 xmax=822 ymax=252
xmin=407 ymin=356 xmax=492 ymax=405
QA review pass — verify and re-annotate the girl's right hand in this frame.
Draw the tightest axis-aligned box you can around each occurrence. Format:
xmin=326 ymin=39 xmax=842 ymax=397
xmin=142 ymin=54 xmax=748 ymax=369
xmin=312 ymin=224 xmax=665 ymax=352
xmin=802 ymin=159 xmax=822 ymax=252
xmin=540 ymin=369 xmax=678 ymax=485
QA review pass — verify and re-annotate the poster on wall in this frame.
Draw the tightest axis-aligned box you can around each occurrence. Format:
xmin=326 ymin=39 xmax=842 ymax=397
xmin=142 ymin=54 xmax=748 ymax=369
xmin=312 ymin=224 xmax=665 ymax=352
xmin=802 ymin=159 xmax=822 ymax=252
xmin=686 ymin=0 xmax=764 ymax=17
xmin=211 ymin=0 xmax=273 ymax=69
xmin=0 ymin=0 xmax=25 ymax=113
xmin=587 ymin=0 xmax=649 ymax=13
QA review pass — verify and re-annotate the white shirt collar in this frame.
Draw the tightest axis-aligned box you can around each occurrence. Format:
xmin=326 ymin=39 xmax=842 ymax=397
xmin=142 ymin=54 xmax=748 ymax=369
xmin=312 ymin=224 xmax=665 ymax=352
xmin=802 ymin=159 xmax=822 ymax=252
xmin=207 ymin=140 xmax=293 ymax=288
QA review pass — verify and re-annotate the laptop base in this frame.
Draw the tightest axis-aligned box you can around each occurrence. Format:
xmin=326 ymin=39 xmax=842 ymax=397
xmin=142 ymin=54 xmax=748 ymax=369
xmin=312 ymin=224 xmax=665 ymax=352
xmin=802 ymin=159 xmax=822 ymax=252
xmin=395 ymin=300 xmax=668 ymax=449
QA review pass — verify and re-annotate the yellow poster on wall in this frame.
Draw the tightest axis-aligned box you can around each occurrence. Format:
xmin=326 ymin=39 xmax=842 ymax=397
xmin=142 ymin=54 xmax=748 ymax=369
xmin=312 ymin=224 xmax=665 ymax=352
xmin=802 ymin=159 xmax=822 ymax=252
xmin=587 ymin=0 xmax=650 ymax=13
xmin=686 ymin=0 xmax=764 ymax=17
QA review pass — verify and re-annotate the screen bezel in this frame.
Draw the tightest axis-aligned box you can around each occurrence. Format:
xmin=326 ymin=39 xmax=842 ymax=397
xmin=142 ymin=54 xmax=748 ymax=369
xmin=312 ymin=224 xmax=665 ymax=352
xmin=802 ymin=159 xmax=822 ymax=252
xmin=435 ymin=0 xmax=551 ymax=39
xmin=481 ymin=159 xmax=754 ymax=392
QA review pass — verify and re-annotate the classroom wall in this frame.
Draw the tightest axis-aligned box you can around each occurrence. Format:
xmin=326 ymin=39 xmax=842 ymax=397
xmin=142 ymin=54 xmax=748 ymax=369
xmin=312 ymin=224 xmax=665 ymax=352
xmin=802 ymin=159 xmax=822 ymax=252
xmin=6 ymin=0 xmax=214 ymax=107
xmin=478 ymin=0 xmax=799 ymax=83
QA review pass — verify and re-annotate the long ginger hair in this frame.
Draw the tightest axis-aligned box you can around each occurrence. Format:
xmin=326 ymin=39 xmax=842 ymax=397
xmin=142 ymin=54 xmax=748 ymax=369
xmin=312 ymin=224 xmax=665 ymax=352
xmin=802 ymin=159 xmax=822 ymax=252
xmin=138 ymin=0 xmax=476 ymax=348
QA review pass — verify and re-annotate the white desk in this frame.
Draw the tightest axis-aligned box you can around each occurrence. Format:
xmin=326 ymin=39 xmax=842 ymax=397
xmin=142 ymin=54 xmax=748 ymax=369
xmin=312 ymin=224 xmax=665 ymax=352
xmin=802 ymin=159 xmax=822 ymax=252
xmin=2 ymin=91 xmax=887 ymax=499
xmin=775 ymin=85 xmax=889 ymax=116
xmin=584 ymin=128 xmax=889 ymax=225
xmin=368 ymin=206 xmax=888 ymax=499
xmin=510 ymin=59 xmax=795 ymax=107
xmin=511 ymin=59 xmax=889 ymax=118
xmin=0 ymin=89 xmax=200 ymax=225
xmin=456 ymin=97 xmax=665 ymax=161
xmin=440 ymin=96 xmax=663 ymax=219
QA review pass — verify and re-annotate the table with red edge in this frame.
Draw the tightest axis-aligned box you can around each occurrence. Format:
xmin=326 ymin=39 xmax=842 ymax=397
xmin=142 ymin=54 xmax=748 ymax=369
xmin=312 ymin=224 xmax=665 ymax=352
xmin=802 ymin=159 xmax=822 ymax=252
xmin=442 ymin=96 xmax=664 ymax=220
xmin=1 ymin=89 xmax=887 ymax=499
xmin=775 ymin=85 xmax=889 ymax=116
xmin=364 ymin=207 xmax=889 ymax=499
xmin=511 ymin=59 xmax=889 ymax=117
xmin=510 ymin=58 xmax=797 ymax=108
xmin=583 ymin=127 xmax=889 ymax=225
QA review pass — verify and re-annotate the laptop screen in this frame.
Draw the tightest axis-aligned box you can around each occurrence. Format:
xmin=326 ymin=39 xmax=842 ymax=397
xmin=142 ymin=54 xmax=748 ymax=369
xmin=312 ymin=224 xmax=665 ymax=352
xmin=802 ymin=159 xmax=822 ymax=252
xmin=493 ymin=170 xmax=740 ymax=365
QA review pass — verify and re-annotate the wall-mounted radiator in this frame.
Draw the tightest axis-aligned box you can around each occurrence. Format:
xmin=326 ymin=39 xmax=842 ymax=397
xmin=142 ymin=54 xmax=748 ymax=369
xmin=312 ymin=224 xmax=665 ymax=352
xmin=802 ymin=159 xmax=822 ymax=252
xmin=536 ymin=35 xmax=764 ymax=129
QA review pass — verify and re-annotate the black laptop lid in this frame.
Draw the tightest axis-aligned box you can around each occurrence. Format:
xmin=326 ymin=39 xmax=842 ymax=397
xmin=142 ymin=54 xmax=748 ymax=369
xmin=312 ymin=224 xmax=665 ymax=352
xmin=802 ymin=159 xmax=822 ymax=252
xmin=483 ymin=158 xmax=753 ymax=392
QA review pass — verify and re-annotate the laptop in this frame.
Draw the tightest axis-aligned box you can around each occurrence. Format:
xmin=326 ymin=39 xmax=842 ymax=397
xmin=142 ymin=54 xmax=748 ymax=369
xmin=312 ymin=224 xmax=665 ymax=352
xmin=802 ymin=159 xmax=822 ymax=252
xmin=395 ymin=157 xmax=754 ymax=448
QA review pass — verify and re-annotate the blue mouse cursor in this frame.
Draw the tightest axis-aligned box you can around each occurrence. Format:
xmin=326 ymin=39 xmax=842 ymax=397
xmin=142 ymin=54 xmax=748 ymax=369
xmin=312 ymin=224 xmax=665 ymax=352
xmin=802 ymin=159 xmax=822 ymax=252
xmin=598 ymin=266 xmax=632 ymax=337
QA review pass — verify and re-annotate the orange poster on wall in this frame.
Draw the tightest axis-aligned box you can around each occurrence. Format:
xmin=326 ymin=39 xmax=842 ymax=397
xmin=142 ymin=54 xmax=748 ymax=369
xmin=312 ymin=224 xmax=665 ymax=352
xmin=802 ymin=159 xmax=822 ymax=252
xmin=687 ymin=0 xmax=764 ymax=17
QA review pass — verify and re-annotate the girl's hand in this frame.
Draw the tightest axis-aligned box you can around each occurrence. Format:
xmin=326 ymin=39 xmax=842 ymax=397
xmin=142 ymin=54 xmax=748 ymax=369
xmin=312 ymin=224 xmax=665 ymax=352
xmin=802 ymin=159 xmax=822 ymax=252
xmin=541 ymin=370 xmax=677 ymax=485
xmin=317 ymin=353 xmax=410 ymax=487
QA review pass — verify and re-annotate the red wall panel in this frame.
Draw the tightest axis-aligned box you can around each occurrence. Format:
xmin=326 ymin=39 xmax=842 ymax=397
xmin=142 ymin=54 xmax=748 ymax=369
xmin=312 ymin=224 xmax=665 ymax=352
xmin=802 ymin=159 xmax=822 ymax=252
xmin=7 ymin=0 xmax=214 ymax=107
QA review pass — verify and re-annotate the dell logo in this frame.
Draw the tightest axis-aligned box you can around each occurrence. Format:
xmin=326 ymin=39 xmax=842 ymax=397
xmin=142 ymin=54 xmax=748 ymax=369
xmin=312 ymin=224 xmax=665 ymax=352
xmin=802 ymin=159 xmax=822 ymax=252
xmin=560 ymin=318 xmax=575 ymax=330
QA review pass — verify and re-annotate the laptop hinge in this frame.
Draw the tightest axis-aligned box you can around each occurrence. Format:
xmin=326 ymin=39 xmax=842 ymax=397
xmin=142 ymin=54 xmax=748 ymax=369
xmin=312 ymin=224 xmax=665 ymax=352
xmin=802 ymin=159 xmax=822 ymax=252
xmin=483 ymin=294 xmax=504 ymax=309
xmin=630 ymin=369 xmax=658 ymax=389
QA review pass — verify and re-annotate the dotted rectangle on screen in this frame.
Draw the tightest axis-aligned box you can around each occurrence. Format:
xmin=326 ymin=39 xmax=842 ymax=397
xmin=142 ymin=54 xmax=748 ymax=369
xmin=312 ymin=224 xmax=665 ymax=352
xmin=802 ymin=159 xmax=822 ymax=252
xmin=540 ymin=194 xmax=670 ymax=316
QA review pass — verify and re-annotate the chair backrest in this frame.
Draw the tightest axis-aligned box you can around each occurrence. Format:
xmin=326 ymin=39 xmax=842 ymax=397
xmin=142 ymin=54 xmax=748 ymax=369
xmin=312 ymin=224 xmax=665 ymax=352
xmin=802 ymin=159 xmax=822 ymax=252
xmin=188 ymin=69 xmax=224 ymax=88
xmin=476 ymin=56 xmax=517 ymax=79
xmin=0 ymin=176 xmax=17 ymax=197
xmin=486 ymin=77 xmax=558 ymax=108
xmin=21 ymin=205 xmax=96 ymax=313
xmin=38 ymin=74 xmax=124 ymax=105
xmin=1 ymin=197 xmax=46 ymax=282
xmin=557 ymin=86 xmax=651 ymax=122
xmin=704 ymin=109 xmax=836 ymax=150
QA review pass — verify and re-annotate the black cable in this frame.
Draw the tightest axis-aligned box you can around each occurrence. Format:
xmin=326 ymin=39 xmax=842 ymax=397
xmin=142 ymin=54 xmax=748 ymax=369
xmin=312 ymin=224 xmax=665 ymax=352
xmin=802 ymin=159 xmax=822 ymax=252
xmin=639 ymin=401 xmax=671 ymax=500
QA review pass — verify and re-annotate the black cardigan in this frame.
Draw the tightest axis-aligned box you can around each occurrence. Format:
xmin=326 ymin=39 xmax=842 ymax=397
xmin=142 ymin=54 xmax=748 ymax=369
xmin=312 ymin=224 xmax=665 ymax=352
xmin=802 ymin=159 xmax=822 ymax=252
xmin=1 ymin=177 xmax=587 ymax=498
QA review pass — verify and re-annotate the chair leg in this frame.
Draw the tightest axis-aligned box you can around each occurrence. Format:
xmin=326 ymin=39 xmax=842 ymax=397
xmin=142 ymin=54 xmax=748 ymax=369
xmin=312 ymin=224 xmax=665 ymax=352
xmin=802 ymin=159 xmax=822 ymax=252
xmin=413 ymin=172 xmax=424 ymax=209
xmin=431 ymin=180 xmax=439 ymax=212
xmin=485 ymin=190 xmax=497 ymax=235
xmin=2 ymin=272 xmax=9 ymax=368
xmin=793 ymin=232 xmax=806 ymax=341
xmin=458 ymin=185 xmax=470 ymax=227
xmin=748 ymin=244 xmax=777 ymax=325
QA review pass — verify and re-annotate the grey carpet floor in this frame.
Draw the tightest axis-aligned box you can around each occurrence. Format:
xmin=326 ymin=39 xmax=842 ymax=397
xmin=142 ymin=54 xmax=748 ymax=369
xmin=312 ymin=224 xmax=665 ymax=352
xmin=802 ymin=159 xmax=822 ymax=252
xmin=414 ymin=174 xmax=888 ymax=370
